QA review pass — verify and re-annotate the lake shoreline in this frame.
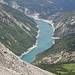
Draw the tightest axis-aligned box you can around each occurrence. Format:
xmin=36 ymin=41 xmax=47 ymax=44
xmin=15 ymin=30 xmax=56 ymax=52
xmin=28 ymin=13 xmax=55 ymax=32
xmin=19 ymin=13 xmax=59 ymax=58
xmin=28 ymin=13 xmax=60 ymax=44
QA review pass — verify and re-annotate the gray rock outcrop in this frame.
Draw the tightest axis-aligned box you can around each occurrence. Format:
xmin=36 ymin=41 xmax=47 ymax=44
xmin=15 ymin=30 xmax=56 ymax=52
xmin=0 ymin=42 xmax=54 ymax=75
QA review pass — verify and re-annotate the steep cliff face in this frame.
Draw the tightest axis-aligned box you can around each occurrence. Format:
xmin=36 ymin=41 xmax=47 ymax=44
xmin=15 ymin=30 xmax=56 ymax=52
xmin=0 ymin=3 xmax=38 ymax=55
xmin=0 ymin=42 xmax=54 ymax=75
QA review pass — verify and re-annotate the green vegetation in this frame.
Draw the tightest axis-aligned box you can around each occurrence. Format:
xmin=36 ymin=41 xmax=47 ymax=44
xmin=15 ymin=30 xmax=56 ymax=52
xmin=32 ymin=33 xmax=75 ymax=63
xmin=0 ymin=3 xmax=38 ymax=55
xmin=36 ymin=62 xmax=75 ymax=75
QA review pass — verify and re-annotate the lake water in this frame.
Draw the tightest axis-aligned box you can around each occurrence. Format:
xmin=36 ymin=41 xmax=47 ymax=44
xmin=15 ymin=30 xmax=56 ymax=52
xmin=21 ymin=18 xmax=54 ymax=63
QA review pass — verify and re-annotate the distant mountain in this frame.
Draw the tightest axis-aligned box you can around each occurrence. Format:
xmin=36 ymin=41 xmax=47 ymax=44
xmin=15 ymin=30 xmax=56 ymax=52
xmin=1 ymin=0 xmax=75 ymax=19
xmin=50 ymin=0 xmax=75 ymax=11
xmin=0 ymin=3 xmax=38 ymax=55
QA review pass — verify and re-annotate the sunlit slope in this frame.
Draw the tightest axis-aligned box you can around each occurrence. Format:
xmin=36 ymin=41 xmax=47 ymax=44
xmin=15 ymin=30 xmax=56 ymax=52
xmin=32 ymin=11 xmax=75 ymax=64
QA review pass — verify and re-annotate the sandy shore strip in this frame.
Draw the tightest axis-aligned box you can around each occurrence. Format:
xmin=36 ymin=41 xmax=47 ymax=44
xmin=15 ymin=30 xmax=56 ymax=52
xmin=28 ymin=13 xmax=55 ymax=32
xmin=19 ymin=29 xmax=40 ymax=58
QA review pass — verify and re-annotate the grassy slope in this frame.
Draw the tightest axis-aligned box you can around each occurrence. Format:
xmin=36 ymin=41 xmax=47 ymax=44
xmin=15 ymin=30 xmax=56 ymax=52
xmin=32 ymin=33 xmax=75 ymax=63
xmin=0 ymin=3 xmax=38 ymax=55
xmin=36 ymin=62 xmax=75 ymax=75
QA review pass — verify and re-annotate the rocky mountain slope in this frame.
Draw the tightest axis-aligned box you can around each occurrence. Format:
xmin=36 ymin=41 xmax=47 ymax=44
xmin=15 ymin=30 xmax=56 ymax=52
xmin=0 ymin=3 xmax=38 ymax=55
xmin=52 ymin=11 xmax=75 ymax=38
xmin=0 ymin=42 xmax=54 ymax=75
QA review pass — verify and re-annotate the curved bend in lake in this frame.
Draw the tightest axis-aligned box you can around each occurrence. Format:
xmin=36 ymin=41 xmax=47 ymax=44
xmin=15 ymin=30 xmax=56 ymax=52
xmin=21 ymin=18 xmax=53 ymax=63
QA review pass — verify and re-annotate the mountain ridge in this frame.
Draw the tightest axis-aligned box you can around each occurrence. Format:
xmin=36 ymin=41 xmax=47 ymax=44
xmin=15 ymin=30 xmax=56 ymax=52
xmin=1 ymin=0 xmax=75 ymax=19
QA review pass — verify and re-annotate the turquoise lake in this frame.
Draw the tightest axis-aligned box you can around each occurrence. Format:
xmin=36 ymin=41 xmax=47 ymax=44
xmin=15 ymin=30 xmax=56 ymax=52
xmin=21 ymin=18 xmax=54 ymax=63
